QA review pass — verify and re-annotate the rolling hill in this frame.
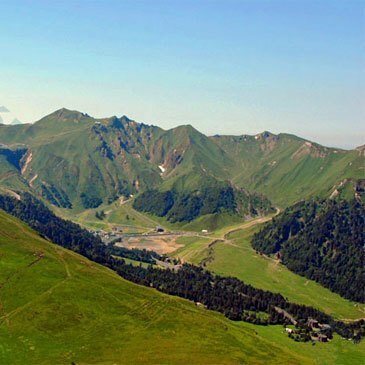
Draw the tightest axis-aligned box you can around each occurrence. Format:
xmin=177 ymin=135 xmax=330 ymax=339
xmin=1 ymin=209 xmax=365 ymax=364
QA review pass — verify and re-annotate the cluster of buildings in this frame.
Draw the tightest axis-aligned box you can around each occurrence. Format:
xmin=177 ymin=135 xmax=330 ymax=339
xmin=90 ymin=225 xmax=168 ymax=244
xmin=285 ymin=318 xmax=332 ymax=342
xmin=307 ymin=319 xmax=331 ymax=342
xmin=89 ymin=227 xmax=123 ymax=243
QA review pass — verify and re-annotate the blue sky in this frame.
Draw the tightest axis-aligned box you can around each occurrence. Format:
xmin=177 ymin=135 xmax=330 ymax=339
xmin=0 ymin=0 xmax=364 ymax=148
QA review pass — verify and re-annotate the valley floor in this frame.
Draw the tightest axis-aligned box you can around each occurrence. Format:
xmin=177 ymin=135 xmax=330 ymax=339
xmin=59 ymin=201 xmax=365 ymax=321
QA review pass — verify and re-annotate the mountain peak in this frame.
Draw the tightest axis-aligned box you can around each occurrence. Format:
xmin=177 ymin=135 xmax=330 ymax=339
xmin=120 ymin=115 xmax=132 ymax=123
xmin=55 ymin=107 xmax=88 ymax=117
xmin=254 ymin=131 xmax=277 ymax=141
xmin=40 ymin=108 xmax=91 ymax=123
xmin=172 ymin=123 xmax=201 ymax=135
xmin=102 ymin=115 xmax=134 ymax=129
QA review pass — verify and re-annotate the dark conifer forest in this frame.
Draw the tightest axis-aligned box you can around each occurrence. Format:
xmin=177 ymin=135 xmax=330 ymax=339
xmin=252 ymin=199 xmax=365 ymax=303
xmin=133 ymin=185 xmax=274 ymax=222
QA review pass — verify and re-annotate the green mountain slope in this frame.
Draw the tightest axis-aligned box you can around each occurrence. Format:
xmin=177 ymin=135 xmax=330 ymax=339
xmin=0 ymin=109 xmax=363 ymax=214
xmin=211 ymin=132 xmax=364 ymax=206
xmin=200 ymin=223 xmax=365 ymax=320
xmin=0 ymin=144 xmax=29 ymax=190
xmin=1 ymin=210 xmax=365 ymax=364
xmin=0 ymin=109 xmax=272 ymax=215
xmin=159 ymin=212 xmax=365 ymax=320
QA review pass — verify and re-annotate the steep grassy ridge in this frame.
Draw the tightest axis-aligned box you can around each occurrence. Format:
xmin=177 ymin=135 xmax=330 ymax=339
xmin=211 ymin=133 xmax=364 ymax=206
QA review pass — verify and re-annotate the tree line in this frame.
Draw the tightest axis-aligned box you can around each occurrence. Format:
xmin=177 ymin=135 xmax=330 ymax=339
xmin=133 ymin=184 xmax=274 ymax=223
xmin=252 ymin=199 xmax=365 ymax=303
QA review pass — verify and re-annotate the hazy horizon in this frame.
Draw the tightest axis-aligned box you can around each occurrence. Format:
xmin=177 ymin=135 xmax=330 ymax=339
xmin=1 ymin=0 xmax=364 ymax=149
xmin=0 ymin=105 xmax=362 ymax=151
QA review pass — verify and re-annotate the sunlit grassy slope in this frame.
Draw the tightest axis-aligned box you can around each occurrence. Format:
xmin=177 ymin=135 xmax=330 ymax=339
xmin=212 ymin=133 xmax=364 ymax=207
xmin=1 ymin=211 xmax=365 ymax=364
xmin=209 ymin=226 xmax=365 ymax=320
xmin=0 ymin=210 xmax=319 ymax=364
xmin=168 ymin=218 xmax=365 ymax=321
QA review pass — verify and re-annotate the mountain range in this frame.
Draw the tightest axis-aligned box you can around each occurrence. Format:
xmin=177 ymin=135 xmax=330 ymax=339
xmin=0 ymin=108 xmax=363 ymax=220
xmin=1 ymin=108 xmax=364 ymax=364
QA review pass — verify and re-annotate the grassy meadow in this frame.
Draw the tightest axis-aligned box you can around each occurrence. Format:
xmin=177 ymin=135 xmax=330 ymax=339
xmin=1 ymin=210 xmax=364 ymax=364
xmin=207 ymin=226 xmax=365 ymax=320
xmin=168 ymin=218 xmax=365 ymax=321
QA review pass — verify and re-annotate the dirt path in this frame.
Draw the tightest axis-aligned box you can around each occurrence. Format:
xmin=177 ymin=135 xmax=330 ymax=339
xmin=223 ymin=208 xmax=280 ymax=240
xmin=0 ymin=277 xmax=70 ymax=326
xmin=186 ymin=208 xmax=281 ymax=266
xmin=54 ymin=247 xmax=71 ymax=278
